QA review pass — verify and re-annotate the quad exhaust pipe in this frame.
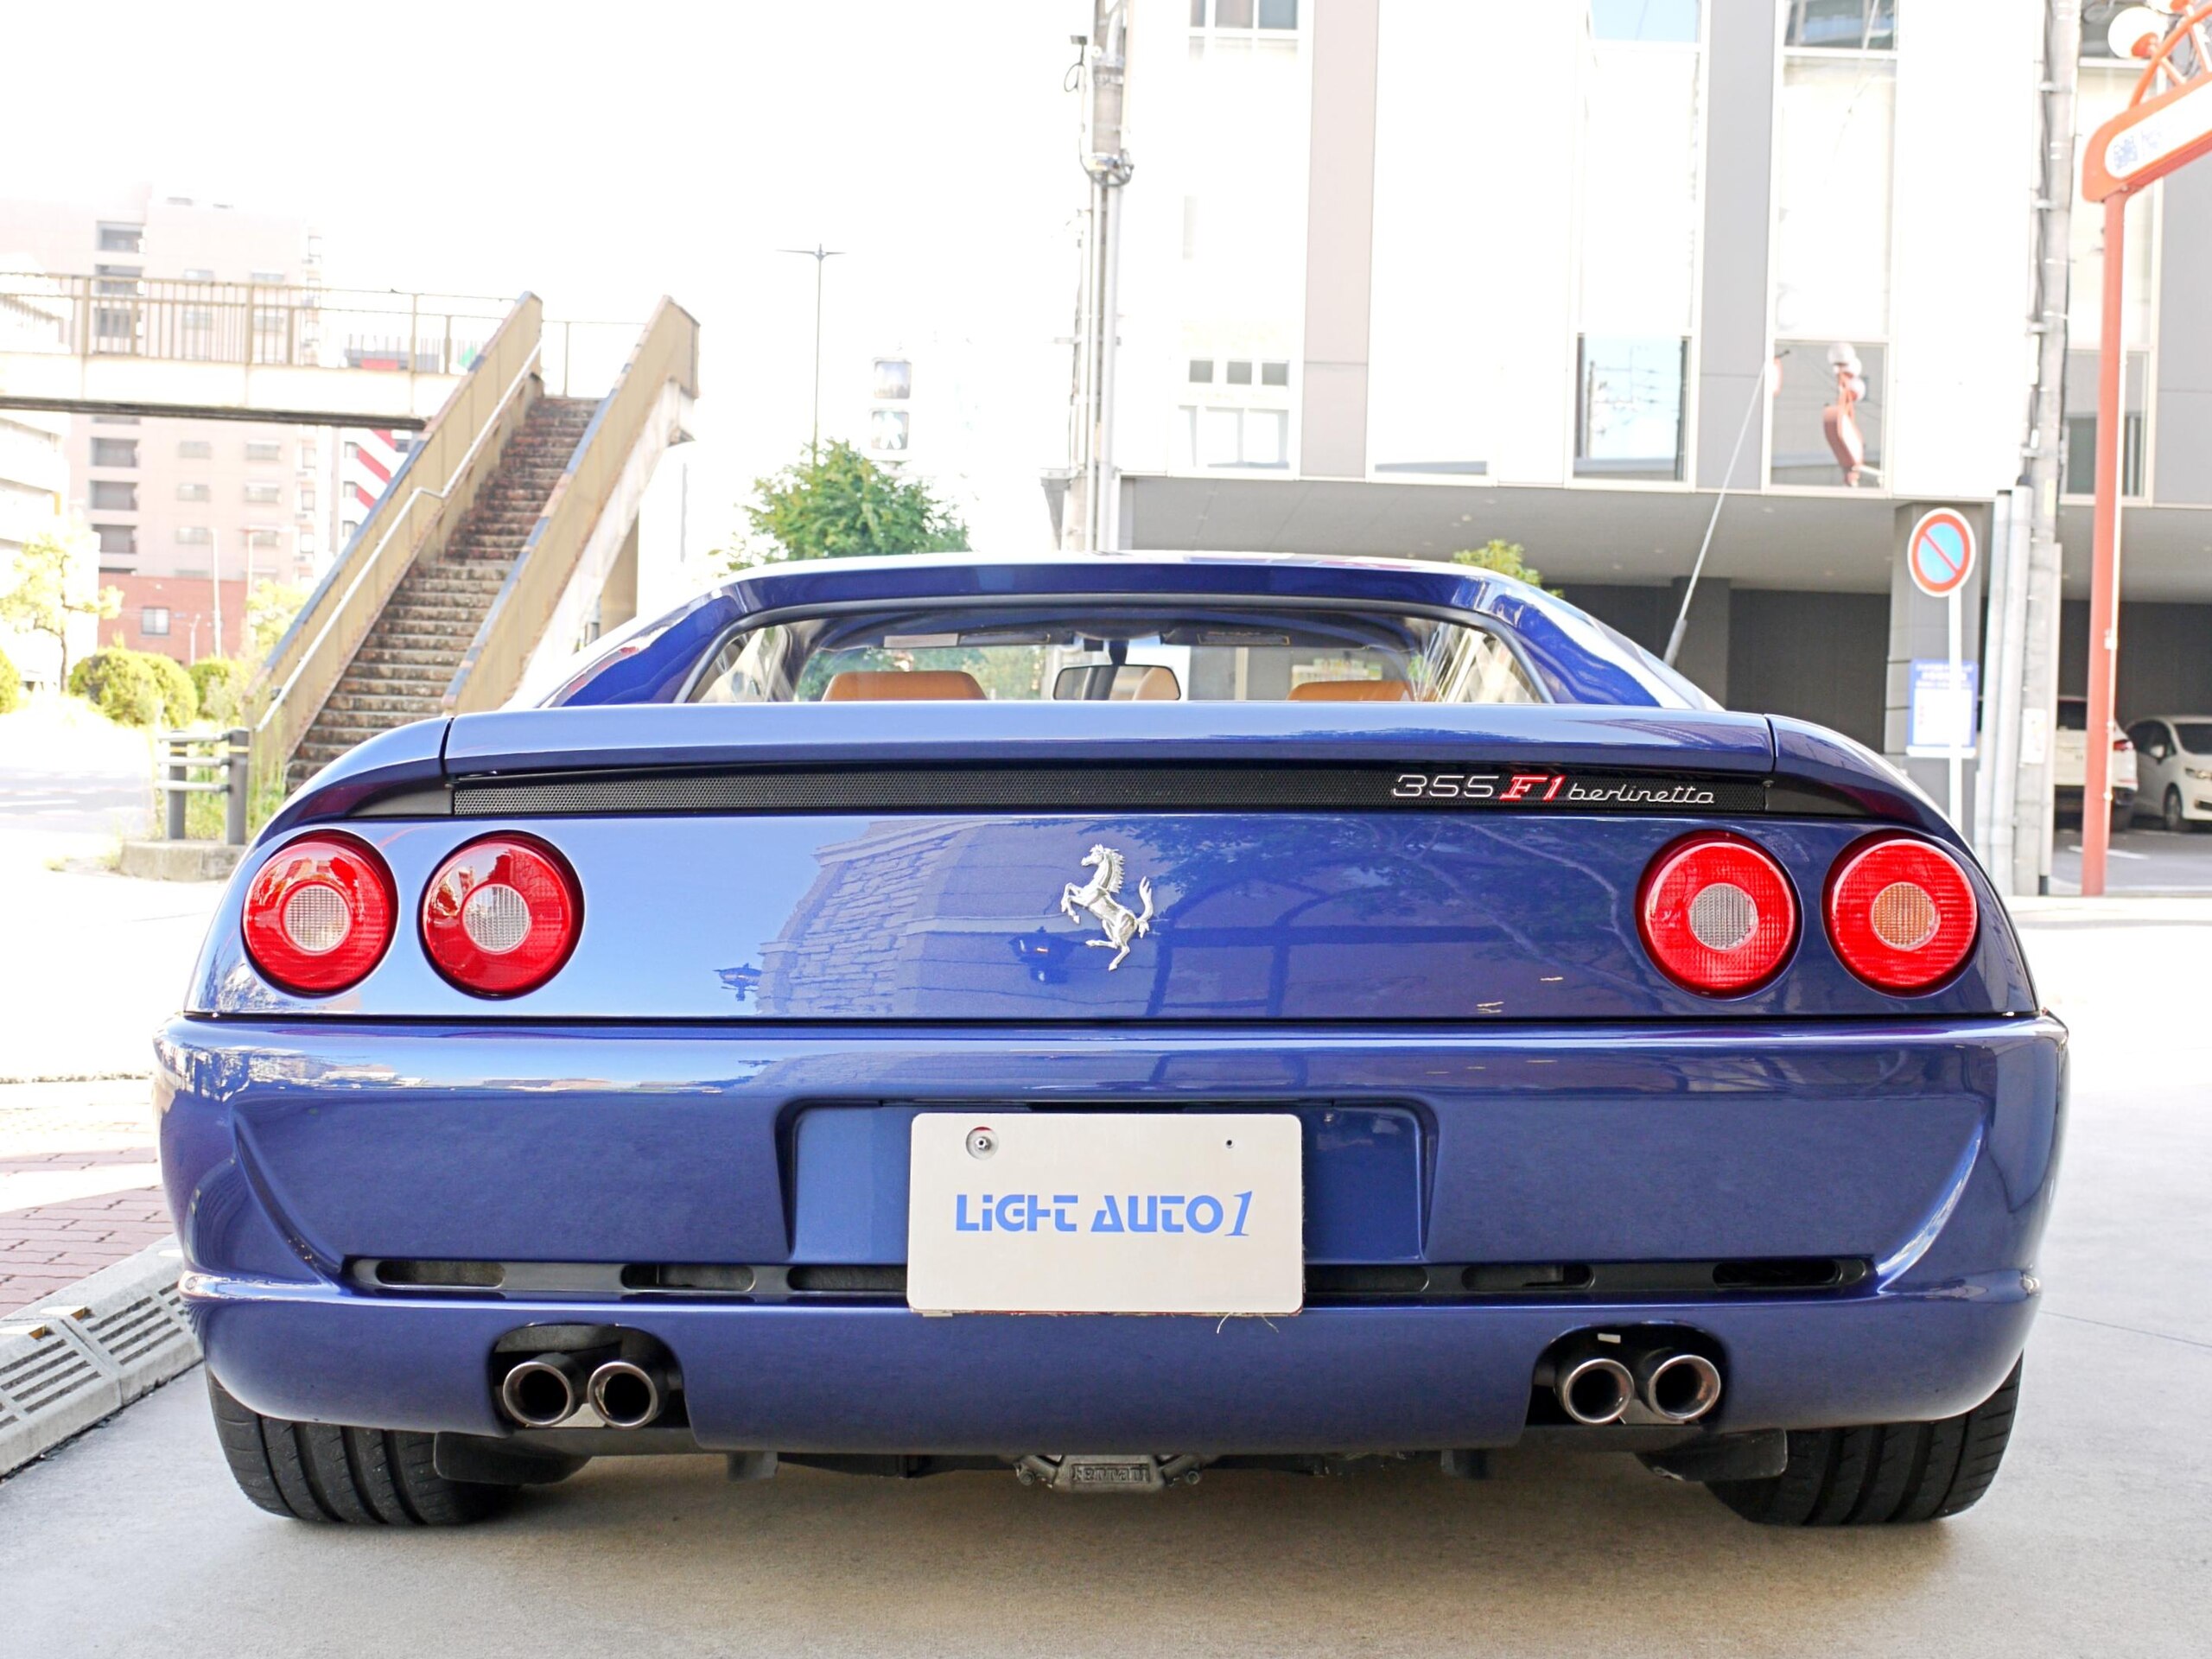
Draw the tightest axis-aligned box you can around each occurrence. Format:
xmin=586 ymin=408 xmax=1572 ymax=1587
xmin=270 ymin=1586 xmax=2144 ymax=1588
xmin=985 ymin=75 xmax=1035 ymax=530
xmin=498 ymin=1353 xmax=669 ymax=1428
xmin=1548 ymin=1334 xmax=1722 ymax=1426
xmin=499 ymin=1354 xmax=586 ymax=1427
xmin=587 ymin=1358 xmax=665 ymax=1429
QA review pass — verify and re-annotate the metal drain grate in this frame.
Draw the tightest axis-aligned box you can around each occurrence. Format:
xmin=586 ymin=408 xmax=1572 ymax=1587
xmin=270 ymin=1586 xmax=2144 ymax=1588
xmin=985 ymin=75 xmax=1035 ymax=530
xmin=0 ymin=1238 xmax=200 ymax=1479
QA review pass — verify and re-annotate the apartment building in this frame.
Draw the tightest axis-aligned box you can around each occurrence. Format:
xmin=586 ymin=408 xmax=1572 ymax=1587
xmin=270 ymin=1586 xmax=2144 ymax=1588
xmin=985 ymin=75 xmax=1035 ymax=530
xmin=1098 ymin=0 xmax=2210 ymax=798
xmin=0 ymin=185 xmax=328 ymax=663
xmin=0 ymin=283 xmax=79 ymax=688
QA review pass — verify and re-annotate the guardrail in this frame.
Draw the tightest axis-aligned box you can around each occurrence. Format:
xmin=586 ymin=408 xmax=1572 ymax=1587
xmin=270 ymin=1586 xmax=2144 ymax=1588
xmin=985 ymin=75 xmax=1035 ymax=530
xmin=156 ymin=728 xmax=250 ymax=845
xmin=446 ymin=297 xmax=700 ymax=714
xmin=251 ymin=296 xmax=543 ymax=774
xmin=0 ymin=273 xmax=511 ymax=376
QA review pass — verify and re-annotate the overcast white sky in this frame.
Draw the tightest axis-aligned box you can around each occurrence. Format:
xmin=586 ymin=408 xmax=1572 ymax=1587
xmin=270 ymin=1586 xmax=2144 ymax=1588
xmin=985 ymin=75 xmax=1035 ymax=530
xmin=0 ymin=0 xmax=1099 ymax=550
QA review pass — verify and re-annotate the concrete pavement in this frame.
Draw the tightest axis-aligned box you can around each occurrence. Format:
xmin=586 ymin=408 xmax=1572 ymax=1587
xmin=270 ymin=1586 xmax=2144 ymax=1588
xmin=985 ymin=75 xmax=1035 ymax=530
xmin=0 ymin=906 xmax=2204 ymax=1656
xmin=0 ymin=1080 xmax=168 ymax=1315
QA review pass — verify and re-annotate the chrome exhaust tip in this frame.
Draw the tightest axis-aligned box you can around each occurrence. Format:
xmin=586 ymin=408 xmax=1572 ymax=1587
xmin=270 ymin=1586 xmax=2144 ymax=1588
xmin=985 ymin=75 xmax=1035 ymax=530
xmin=1555 ymin=1353 xmax=1635 ymax=1426
xmin=499 ymin=1355 xmax=583 ymax=1427
xmin=1637 ymin=1350 xmax=1723 ymax=1423
xmin=588 ymin=1358 xmax=664 ymax=1429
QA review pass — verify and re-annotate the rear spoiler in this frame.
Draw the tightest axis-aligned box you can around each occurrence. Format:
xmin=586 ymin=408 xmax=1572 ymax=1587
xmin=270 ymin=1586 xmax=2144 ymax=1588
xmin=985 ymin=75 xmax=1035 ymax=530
xmin=262 ymin=704 xmax=1955 ymax=845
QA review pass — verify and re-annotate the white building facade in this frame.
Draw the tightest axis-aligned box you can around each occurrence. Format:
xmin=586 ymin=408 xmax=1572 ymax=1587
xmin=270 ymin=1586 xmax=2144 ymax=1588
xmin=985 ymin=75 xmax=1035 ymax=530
xmin=1102 ymin=0 xmax=2208 ymax=766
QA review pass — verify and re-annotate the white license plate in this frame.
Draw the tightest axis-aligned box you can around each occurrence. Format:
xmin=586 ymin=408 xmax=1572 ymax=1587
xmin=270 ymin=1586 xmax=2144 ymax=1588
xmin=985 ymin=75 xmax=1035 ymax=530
xmin=906 ymin=1113 xmax=1303 ymax=1315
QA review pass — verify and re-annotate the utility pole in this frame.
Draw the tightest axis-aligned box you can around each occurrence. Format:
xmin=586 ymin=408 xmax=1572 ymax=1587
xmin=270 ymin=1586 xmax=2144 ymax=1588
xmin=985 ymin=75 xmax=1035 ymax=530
xmin=779 ymin=244 xmax=843 ymax=461
xmin=1997 ymin=0 xmax=2082 ymax=897
xmin=209 ymin=529 xmax=223 ymax=666
xmin=1067 ymin=1 xmax=1134 ymax=551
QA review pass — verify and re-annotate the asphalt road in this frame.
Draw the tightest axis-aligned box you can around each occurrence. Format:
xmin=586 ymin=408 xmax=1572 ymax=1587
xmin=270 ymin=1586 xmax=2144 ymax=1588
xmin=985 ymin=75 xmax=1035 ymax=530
xmin=2053 ymin=822 xmax=2212 ymax=893
xmin=1 ymin=909 xmax=2207 ymax=1657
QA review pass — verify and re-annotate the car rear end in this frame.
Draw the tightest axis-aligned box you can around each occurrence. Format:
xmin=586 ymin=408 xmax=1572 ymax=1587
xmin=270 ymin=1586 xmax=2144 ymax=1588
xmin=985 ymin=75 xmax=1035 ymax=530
xmin=159 ymin=692 xmax=2063 ymax=1496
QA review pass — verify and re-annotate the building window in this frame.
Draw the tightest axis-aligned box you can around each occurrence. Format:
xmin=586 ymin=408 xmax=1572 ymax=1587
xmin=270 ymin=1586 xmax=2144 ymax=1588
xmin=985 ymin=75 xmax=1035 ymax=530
xmin=249 ymin=270 xmax=287 ymax=285
xmin=177 ymin=481 xmax=212 ymax=502
xmin=1770 ymin=340 xmax=1886 ymax=486
xmin=1574 ymin=336 xmax=1688 ymax=481
xmin=1179 ymin=404 xmax=1289 ymax=469
xmin=1260 ymin=360 xmax=1290 ymax=387
xmin=299 ymin=442 xmax=319 ymax=468
xmin=1589 ymin=0 xmax=1700 ymax=43
xmin=93 ymin=264 xmax=142 ymax=296
xmin=97 ymin=223 xmax=144 ymax=253
xmin=176 ymin=525 xmax=212 ymax=546
xmin=297 ymin=531 xmax=317 ymax=557
xmin=871 ymin=359 xmax=912 ymax=400
xmin=140 ymin=606 xmax=171 ymax=637
xmin=342 ymin=519 xmax=360 ymax=543
xmin=245 ymin=529 xmax=283 ymax=554
xmin=178 ymin=439 xmax=212 ymax=460
xmin=392 ymin=436 xmax=413 ymax=454
xmin=90 ymin=437 xmax=138 ymax=468
xmin=868 ymin=409 xmax=910 ymax=453
xmin=342 ymin=441 xmax=359 ymax=461
xmin=1775 ymin=53 xmax=1896 ymax=339
xmin=182 ymin=267 xmax=215 ymax=282
xmin=244 ymin=481 xmax=282 ymax=505
xmin=92 ymin=413 xmax=140 ymax=425
xmin=1187 ymin=359 xmax=1216 ymax=384
xmin=93 ymin=524 xmax=137 ymax=557
xmin=1192 ymin=0 xmax=1298 ymax=27
xmin=1783 ymin=0 xmax=1897 ymax=51
xmin=90 ymin=480 xmax=138 ymax=511
xmin=245 ymin=440 xmax=283 ymax=462
xmin=298 ymin=484 xmax=316 ymax=512
xmin=1224 ymin=360 xmax=1254 ymax=385
xmin=2063 ymin=349 xmax=2149 ymax=499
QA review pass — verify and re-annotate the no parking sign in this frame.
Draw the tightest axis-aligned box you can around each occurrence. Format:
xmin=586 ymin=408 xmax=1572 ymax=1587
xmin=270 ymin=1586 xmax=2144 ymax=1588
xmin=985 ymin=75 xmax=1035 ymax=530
xmin=1907 ymin=508 xmax=1976 ymax=599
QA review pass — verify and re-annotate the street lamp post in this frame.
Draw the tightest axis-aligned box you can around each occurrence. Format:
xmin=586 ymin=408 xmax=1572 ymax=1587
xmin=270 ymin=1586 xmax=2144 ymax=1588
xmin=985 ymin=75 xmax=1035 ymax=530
xmin=2077 ymin=3 xmax=2212 ymax=894
xmin=779 ymin=244 xmax=844 ymax=461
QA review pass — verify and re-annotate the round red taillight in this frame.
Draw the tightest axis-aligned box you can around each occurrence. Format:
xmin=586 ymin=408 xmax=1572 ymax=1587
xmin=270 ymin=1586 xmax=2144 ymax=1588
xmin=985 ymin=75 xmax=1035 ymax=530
xmin=1825 ymin=835 xmax=1979 ymax=994
xmin=1638 ymin=833 xmax=1798 ymax=995
xmin=240 ymin=833 xmax=397 ymax=995
xmin=420 ymin=836 xmax=582 ymax=997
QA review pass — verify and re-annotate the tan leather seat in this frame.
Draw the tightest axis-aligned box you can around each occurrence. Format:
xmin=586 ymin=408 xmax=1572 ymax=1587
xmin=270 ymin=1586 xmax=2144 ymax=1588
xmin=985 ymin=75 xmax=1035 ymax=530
xmin=1119 ymin=665 xmax=1181 ymax=701
xmin=1288 ymin=679 xmax=1414 ymax=702
xmin=822 ymin=670 xmax=987 ymax=702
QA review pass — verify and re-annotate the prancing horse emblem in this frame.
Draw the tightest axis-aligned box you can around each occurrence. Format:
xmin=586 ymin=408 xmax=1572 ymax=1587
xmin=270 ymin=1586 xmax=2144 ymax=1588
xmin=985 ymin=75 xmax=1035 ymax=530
xmin=1059 ymin=844 xmax=1156 ymax=970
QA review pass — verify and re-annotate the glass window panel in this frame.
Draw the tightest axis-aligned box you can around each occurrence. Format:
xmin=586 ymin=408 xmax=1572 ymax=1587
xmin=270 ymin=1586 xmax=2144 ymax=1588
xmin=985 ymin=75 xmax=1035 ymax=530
xmin=1260 ymin=361 xmax=1290 ymax=386
xmin=1770 ymin=340 xmax=1885 ymax=486
xmin=1575 ymin=335 xmax=1686 ymax=480
xmin=1188 ymin=359 xmax=1215 ymax=383
xmin=140 ymin=607 xmax=169 ymax=636
xmin=2062 ymin=349 xmax=2149 ymax=499
xmin=90 ymin=438 xmax=138 ymax=467
xmin=93 ymin=524 xmax=135 ymax=556
xmin=1225 ymin=360 xmax=1253 ymax=385
xmin=1191 ymin=0 xmax=1207 ymax=24
xmin=1589 ymin=0 xmax=1700 ymax=42
xmin=868 ymin=409 xmax=910 ymax=452
xmin=1198 ymin=407 xmax=1242 ymax=466
xmin=1244 ymin=409 xmax=1287 ymax=467
xmin=90 ymin=480 xmax=137 ymax=510
xmin=1783 ymin=0 xmax=1896 ymax=50
xmin=1775 ymin=56 xmax=1895 ymax=337
xmin=177 ymin=481 xmax=211 ymax=502
xmin=1257 ymin=0 xmax=1298 ymax=27
xmin=1580 ymin=37 xmax=1702 ymax=335
xmin=872 ymin=358 xmax=912 ymax=400
xmin=1215 ymin=0 xmax=1254 ymax=26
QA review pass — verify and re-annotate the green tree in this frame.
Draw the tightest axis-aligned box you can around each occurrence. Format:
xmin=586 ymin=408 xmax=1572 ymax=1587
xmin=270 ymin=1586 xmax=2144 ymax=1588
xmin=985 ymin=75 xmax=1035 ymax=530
xmin=1450 ymin=539 xmax=1558 ymax=593
xmin=728 ymin=441 xmax=968 ymax=569
xmin=245 ymin=578 xmax=309 ymax=662
xmin=0 ymin=642 xmax=20 ymax=715
xmin=0 ymin=528 xmax=121 ymax=685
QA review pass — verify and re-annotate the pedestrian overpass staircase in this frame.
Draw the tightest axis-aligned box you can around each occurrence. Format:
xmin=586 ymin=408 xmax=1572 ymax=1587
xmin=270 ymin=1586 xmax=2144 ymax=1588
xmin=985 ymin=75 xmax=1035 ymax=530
xmin=254 ymin=295 xmax=699 ymax=790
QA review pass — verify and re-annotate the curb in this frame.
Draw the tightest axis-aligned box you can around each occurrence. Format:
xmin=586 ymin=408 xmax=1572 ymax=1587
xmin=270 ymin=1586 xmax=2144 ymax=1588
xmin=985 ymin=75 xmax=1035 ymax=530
xmin=0 ymin=1237 xmax=199 ymax=1479
xmin=118 ymin=841 xmax=242 ymax=882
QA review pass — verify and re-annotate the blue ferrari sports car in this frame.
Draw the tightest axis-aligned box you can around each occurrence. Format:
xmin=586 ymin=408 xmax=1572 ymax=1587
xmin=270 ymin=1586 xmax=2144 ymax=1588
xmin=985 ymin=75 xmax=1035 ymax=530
xmin=160 ymin=553 xmax=2060 ymax=1526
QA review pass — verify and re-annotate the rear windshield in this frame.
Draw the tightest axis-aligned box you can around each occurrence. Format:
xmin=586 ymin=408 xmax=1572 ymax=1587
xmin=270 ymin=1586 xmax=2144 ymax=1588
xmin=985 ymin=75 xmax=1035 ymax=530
xmin=685 ymin=606 xmax=1542 ymax=706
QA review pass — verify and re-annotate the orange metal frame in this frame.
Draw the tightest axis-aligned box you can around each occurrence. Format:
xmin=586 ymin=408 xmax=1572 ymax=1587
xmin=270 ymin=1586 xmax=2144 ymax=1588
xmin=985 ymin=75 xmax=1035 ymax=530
xmin=2076 ymin=4 xmax=2212 ymax=893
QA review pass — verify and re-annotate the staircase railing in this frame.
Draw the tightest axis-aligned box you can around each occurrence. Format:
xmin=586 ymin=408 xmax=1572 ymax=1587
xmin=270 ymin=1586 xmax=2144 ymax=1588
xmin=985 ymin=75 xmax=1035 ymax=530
xmin=252 ymin=295 xmax=543 ymax=779
xmin=444 ymin=297 xmax=700 ymax=714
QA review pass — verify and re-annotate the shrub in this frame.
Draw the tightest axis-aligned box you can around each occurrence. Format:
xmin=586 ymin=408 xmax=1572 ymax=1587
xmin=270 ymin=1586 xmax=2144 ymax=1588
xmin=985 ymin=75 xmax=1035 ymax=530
xmin=145 ymin=652 xmax=198 ymax=728
xmin=188 ymin=657 xmax=250 ymax=726
xmin=0 ymin=643 xmax=19 ymax=714
xmin=67 ymin=647 xmax=197 ymax=728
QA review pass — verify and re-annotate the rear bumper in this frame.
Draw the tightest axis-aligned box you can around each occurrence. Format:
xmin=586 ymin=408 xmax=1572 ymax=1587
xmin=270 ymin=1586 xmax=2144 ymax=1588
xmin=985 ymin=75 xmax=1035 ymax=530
xmin=158 ymin=1016 xmax=2064 ymax=1451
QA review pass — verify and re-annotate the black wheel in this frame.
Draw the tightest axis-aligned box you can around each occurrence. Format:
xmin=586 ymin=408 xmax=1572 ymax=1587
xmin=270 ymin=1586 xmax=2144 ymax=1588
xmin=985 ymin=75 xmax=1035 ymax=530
xmin=1707 ymin=1360 xmax=2021 ymax=1526
xmin=2111 ymin=799 xmax=2133 ymax=835
xmin=206 ymin=1371 xmax=514 ymax=1525
xmin=2166 ymin=786 xmax=2187 ymax=835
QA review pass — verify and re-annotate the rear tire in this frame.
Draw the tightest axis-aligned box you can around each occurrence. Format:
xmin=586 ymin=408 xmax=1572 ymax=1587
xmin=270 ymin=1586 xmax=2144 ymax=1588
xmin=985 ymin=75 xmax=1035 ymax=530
xmin=206 ymin=1372 xmax=513 ymax=1526
xmin=1707 ymin=1360 xmax=2021 ymax=1526
xmin=2112 ymin=800 xmax=2133 ymax=835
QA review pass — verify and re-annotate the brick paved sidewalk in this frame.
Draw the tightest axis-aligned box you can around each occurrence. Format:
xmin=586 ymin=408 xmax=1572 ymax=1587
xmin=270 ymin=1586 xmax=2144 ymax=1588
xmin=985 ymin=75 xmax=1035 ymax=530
xmin=0 ymin=1078 xmax=170 ymax=1316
